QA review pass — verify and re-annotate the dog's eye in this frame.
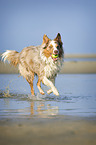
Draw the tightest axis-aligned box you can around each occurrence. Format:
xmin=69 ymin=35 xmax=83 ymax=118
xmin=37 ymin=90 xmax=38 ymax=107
xmin=57 ymin=46 xmax=59 ymax=49
xmin=49 ymin=45 xmax=52 ymax=49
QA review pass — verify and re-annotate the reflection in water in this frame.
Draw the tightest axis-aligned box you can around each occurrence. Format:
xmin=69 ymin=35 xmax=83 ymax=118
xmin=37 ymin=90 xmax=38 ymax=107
xmin=30 ymin=102 xmax=59 ymax=116
xmin=30 ymin=102 xmax=34 ymax=115
xmin=0 ymin=92 xmax=59 ymax=117
xmin=0 ymin=88 xmax=59 ymax=117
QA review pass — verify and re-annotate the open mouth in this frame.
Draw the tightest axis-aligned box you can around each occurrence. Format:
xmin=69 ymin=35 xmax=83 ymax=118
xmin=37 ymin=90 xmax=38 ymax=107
xmin=51 ymin=53 xmax=59 ymax=61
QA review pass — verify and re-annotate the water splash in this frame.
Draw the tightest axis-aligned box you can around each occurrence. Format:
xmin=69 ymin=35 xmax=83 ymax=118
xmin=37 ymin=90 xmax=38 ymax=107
xmin=3 ymin=85 xmax=12 ymax=97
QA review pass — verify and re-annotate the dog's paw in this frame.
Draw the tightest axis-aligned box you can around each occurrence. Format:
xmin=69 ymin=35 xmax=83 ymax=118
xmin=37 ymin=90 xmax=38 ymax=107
xmin=53 ymin=91 xmax=59 ymax=96
xmin=47 ymin=89 xmax=52 ymax=94
xmin=40 ymin=91 xmax=45 ymax=95
xmin=47 ymin=89 xmax=59 ymax=96
xmin=52 ymin=88 xmax=59 ymax=96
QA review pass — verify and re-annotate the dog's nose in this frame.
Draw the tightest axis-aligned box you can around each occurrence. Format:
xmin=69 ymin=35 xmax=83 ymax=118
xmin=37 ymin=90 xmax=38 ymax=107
xmin=54 ymin=50 xmax=58 ymax=54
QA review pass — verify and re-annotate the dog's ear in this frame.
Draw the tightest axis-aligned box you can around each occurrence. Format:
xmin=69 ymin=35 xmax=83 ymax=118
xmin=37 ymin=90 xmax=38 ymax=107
xmin=54 ymin=33 xmax=63 ymax=48
xmin=54 ymin=33 xmax=61 ymax=42
xmin=43 ymin=34 xmax=50 ymax=44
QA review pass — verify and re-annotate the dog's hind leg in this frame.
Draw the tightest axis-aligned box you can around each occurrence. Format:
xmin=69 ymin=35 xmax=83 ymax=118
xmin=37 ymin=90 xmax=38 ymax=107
xmin=19 ymin=64 xmax=35 ymax=96
xmin=37 ymin=78 xmax=45 ymax=95
xmin=29 ymin=81 xmax=35 ymax=96
xmin=26 ymin=73 xmax=35 ymax=96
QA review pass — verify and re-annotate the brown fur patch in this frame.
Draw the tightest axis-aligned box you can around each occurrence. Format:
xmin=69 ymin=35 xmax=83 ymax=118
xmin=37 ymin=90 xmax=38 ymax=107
xmin=49 ymin=44 xmax=53 ymax=49
xmin=43 ymin=49 xmax=51 ymax=58
xmin=43 ymin=45 xmax=54 ymax=58
xmin=43 ymin=34 xmax=49 ymax=43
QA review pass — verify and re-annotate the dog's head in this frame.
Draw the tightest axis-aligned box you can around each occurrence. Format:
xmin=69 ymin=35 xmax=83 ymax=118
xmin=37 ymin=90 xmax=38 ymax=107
xmin=42 ymin=33 xmax=64 ymax=61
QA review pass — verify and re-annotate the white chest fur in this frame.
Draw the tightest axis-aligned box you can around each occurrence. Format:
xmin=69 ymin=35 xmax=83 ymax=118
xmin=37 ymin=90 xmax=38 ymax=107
xmin=40 ymin=49 xmax=63 ymax=79
xmin=44 ymin=57 xmax=62 ymax=79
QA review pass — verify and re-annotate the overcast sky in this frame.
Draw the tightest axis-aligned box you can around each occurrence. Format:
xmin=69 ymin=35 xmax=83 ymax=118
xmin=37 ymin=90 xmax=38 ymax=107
xmin=0 ymin=0 xmax=96 ymax=54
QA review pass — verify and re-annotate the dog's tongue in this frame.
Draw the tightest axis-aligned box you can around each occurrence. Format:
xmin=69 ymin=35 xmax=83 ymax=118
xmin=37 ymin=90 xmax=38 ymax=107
xmin=53 ymin=57 xmax=58 ymax=61
xmin=51 ymin=53 xmax=58 ymax=61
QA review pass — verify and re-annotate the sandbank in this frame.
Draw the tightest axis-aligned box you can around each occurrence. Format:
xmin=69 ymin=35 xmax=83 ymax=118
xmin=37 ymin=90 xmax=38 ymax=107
xmin=0 ymin=61 xmax=96 ymax=74
xmin=0 ymin=54 xmax=96 ymax=74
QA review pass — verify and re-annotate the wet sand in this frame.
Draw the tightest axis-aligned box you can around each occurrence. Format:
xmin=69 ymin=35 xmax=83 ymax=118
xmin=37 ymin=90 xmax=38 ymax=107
xmin=0 ymin=116 xmax=96 ymax=145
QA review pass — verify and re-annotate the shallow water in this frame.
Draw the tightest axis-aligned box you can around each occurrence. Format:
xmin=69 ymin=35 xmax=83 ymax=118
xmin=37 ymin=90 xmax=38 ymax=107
xmin=0 ymin=74 xmax=96 ymax=118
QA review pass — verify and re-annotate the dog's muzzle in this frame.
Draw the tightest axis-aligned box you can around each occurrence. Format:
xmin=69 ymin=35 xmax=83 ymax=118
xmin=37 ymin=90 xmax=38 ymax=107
xmin=51 ymin=50 xmax=59 ymax=61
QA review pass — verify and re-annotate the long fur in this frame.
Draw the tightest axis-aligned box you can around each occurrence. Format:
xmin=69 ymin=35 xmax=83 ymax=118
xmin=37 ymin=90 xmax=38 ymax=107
xmin=2 ymin=33 xmax=64 ymax=96
xmin=2 ymin=50 xmax=19 ymax=66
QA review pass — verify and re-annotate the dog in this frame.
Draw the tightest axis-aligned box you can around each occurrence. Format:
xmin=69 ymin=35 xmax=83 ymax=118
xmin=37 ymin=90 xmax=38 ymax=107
xmin=2 ymin=33 xmax=64 ymax=96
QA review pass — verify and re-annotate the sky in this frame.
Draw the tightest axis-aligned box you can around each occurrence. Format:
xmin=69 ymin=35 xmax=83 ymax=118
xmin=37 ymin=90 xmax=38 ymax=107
xmin=0 ymin=0 xmax=96 ymax=54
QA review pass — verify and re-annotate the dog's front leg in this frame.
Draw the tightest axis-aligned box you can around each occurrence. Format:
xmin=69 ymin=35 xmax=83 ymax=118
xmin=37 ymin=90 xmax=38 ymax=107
xmin=47 ymin=78 xmax=55 ymax=95
xmin=43 ymin=76 xmax=59 ymax=96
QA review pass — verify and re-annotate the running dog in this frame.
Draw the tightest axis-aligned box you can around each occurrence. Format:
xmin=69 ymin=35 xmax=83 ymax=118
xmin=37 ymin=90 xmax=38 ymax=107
xmin=2 ymin=33 xmax=64 ymax=96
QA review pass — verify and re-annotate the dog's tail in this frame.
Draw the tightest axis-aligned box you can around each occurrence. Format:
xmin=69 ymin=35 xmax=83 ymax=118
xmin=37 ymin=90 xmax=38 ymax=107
xmin=2 ymin=50 xmax=20 ymax=66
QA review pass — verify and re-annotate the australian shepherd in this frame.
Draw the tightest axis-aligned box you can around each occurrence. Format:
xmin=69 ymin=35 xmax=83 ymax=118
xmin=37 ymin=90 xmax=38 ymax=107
xmin=2 ymin=33 xmax=64 ymax=96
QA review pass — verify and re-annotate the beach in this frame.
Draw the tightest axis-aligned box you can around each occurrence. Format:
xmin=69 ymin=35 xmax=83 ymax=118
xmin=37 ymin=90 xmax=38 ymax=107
xmin=0 ymin=54 xmax=96 ymax=145
xmin=0 ymin=117 xmax=96 ymax=145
